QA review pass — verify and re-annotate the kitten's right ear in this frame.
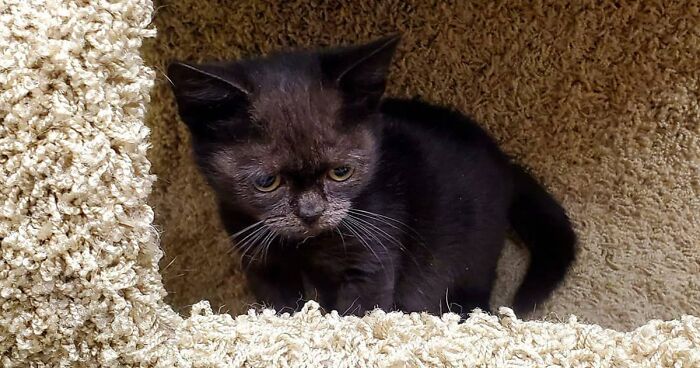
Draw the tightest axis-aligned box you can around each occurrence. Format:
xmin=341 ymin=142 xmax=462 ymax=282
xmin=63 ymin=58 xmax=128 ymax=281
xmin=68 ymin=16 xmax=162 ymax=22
xmin=167 ymin=61 xmax=251 ymax=132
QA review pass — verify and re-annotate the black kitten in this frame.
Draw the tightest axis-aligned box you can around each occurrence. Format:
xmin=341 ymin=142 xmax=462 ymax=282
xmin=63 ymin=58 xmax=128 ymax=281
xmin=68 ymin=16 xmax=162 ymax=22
xmin=167 ymin=35 xmax=576 ymax=316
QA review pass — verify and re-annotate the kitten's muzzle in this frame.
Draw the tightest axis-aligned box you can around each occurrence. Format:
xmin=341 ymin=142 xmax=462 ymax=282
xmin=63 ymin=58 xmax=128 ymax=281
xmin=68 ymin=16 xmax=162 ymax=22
xmin=296 ymin=192 xmax=327 ymax=225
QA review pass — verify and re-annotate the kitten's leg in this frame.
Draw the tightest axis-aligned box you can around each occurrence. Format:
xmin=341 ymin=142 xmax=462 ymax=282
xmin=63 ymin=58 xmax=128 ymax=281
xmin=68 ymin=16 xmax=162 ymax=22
xmin=448 ymin=285 xmax=492 ymax=316
xmin=246 ymin=265 xmax=304 ymax=314
xmin=395 ymin=263 xmax=496 ymax=318
xmin=448 ymin=266 xmax=497 ymax=318
xmin=334 ymin=270 xmax=395 ymax=316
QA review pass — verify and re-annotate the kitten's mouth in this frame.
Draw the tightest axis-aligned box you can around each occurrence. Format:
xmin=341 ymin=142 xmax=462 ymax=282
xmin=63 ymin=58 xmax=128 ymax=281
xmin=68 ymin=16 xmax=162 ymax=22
xmin=290 ymin=225 xmax=325 ymax=239
xmin=267 ymin=213 xmax=345 ymax=241
xmin=280 ymin=221 xmax=337 ymax=241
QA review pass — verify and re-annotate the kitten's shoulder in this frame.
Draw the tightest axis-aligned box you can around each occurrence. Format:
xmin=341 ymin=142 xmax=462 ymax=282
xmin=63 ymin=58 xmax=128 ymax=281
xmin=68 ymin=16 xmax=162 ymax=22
xmin=380 ymin=97 xmax=471 ymax=123
xmin=379 ymin=97 xmax=491 ymax=142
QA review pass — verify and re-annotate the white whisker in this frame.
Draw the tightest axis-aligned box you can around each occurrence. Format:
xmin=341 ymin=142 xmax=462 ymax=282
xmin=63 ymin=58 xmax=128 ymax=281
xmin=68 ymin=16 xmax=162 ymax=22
xmin=237 ymin=225 xmax=271 ymax=263
xmin=229 ymin=220 xmax=265 ymax=240
xmin=258 ymin=231 xmax=277 ymax=264
xmin=348 ymin=209 xmax=429 ymax=250
xmin=346 ymin=209 xmax=426 ymax=269
xmin=341 ymin=219 xmax=387 ymax=274
xmin=345 ymin=216 xmax=389 ymax=254
xmin=347 ymin=213 xmax=404 ymax=251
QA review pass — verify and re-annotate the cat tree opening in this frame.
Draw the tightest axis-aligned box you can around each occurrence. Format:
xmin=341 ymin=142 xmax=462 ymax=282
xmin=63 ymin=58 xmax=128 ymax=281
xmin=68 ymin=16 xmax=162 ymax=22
xmin=141 ymin=1 xmax=700 ymax=330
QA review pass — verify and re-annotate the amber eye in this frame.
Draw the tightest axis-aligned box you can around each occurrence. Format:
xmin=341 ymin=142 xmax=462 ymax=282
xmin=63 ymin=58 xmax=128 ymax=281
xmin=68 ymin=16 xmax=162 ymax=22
xmin=328 ymin=166 xmax=354 ymax=182
xmin=253 ymin=174 xmax=281 ymax=192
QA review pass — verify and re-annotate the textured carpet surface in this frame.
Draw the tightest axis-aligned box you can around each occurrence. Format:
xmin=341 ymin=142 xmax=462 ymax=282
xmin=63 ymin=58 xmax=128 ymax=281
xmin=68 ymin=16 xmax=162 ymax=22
xmin=1 ymin=0 xmax=700 ymax=367
xmin=145 ymin=0 xmax=700 ymax=330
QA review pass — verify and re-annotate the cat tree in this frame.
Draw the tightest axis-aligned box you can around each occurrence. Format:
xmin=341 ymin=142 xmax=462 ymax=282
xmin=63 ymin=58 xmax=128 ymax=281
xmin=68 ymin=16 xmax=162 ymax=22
xmin=1 ymin=0 xmax=698 ymax=366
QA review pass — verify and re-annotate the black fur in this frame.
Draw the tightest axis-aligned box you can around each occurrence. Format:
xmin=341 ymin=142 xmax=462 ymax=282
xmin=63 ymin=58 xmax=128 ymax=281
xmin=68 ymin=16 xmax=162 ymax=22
xmin=167 ymin=35 xmax=577 ymax=317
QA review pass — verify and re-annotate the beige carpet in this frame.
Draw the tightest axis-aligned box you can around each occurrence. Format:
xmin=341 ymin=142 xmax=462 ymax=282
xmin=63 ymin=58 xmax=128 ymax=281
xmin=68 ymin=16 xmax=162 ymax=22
xmin=2 ymin=0 xmax=700 ymax=366
xmin=144 ymin=0 xmax=700 ymax=331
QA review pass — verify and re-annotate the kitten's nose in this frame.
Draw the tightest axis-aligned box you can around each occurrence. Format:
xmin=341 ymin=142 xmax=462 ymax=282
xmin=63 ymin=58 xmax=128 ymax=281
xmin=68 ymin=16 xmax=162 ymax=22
xmin=297 ymin=193 xmax=326 ymax=224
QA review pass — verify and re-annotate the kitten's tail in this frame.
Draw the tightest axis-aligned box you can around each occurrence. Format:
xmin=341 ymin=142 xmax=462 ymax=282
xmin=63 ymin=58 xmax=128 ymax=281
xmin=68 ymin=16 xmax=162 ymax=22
xmin=508 ymin=164 xmax=577 ymax=315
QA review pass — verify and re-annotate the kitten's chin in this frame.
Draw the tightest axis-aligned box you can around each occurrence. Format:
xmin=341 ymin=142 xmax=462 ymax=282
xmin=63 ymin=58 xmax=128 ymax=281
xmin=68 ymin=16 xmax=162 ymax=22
xmin=283 ymin=225 xmax=327 ymax=240
xmin=276 ymin=222 xmax=341 ymax=241
xmin=267 ymin=214 xmax=345 ymax=241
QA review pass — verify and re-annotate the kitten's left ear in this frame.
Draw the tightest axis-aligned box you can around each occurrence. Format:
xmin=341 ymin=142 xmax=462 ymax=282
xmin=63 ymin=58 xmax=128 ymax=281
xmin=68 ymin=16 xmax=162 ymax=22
xmin=321 ymin=34 xmax=401 ymax=109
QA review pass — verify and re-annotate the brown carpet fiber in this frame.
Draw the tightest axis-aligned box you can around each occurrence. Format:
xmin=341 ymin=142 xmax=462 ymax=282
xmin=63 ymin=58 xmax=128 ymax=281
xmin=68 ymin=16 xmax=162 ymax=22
xmin=142 ymin=0 xmax=700 ymax=331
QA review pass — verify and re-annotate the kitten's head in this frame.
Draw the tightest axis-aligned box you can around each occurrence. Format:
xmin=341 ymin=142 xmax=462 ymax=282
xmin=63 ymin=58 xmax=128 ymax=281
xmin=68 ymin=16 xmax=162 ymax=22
xmin=167 ymin=35 xmax=400 ymax=239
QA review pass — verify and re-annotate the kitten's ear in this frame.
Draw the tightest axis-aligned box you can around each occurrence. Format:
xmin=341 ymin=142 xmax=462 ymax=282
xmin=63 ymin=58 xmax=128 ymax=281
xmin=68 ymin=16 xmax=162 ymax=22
xmin=321 ymin=34 xmax=401 ymax=109
xmin=167 ymin=61 xmax=251 ymax=133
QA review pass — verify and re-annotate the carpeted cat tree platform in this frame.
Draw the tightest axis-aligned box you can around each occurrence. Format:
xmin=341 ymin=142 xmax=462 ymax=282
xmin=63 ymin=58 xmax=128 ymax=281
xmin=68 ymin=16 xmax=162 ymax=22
xmin=2 ymin=0 xmax=699 ymax=366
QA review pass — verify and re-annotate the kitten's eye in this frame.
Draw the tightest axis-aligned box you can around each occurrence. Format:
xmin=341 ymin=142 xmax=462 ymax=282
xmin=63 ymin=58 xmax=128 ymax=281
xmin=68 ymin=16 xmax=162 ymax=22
xmin=253 ymin=174 xmax=281 ymax=192
xmin=328 ymin=166 xmax=354 ymax=182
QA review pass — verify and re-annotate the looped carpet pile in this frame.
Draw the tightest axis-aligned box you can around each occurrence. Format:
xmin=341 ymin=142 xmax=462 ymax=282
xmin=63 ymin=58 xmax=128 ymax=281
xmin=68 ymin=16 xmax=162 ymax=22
xmin=1 ymin=0 xmax=699 ymax=366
